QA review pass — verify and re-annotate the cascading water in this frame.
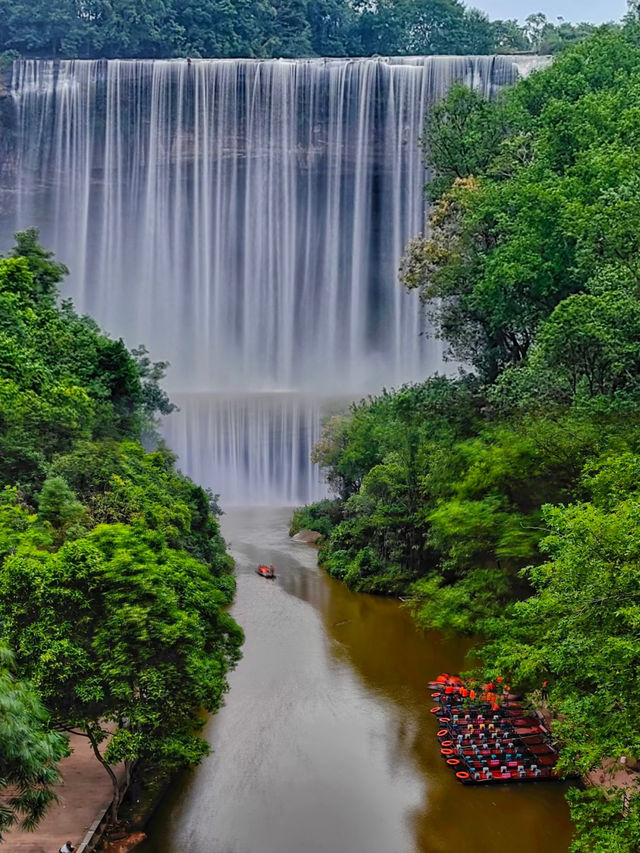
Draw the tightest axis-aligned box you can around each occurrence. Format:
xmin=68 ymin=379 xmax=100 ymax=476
xmin=4 ymin=56 xmax=540 ymax=504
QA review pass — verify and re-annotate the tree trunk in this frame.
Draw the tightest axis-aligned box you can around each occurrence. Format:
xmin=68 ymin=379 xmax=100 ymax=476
xmin=86 ymin=725 xmax=121 ymax=825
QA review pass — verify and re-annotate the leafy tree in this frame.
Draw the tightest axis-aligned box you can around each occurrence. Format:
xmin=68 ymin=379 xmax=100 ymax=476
xmin=533 ymin=292 xmax=640 ymax=399
xmin=481 ymin=486 xmax=640 ymax=851
xmin=6 ymin=228 xmax=69 ymax=304
xmin=491 ymin=18 xmax=529 ymax=53
xmin=0 ymin=520 xmax=242 ymax=821
xmin=266 ymin=0 xmax=313 ymax=57
xmin=416 ymin=84 xmax=516 ymax=202
xmin=538 ymin=20 xmax=597 ymax=54
xmin=309 ymin=0 xmax=359 ymax=55
xmin=0 ymin=0 xmax=76 ymax=56
xmin=357 ymin=0 xmax=494 ymax=56
xmin=37 ymin=476 xmax=86 ymax=543
xmin=0 ymin=645 xmax=68 ymax=840
xmin=0 ymin=234 xmax=179 ymax=492
xmin=174 ymin=0 xmax=271 ymax=57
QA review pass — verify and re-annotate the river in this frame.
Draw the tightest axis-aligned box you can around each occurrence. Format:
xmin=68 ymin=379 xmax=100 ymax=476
xmin=139 ymin=507 xmax=574 ymax=853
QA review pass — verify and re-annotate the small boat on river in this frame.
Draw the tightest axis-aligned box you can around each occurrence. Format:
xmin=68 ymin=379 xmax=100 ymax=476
xmin=257 ymin=564 xmax=276 ymax=579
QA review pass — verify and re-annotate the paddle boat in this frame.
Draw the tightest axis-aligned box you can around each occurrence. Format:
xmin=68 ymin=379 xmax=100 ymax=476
xmin=428 ymin=671 xmax=575 ymax=786
xmin=257 ymin=564 xmax=276 ymax=579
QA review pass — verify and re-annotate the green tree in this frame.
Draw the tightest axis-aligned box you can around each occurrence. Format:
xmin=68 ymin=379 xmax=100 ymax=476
xmin=402 ymin=30 xmax=640 ymax=379
xmin=0 ymin=235 xmax=172 ymax=491
xmin=491 ymin=18 xmax=529 ymax=53
xmin=309 ymin=0 xmax=359 ymax=55
xmin=357 ymin=0 xmax=494 ymax=56
xmin=174 ymin=0 xmax=271 ymax=57
xmin=0 ymin=646 xmax=68 ymax=840
xmin=0 ymin=523 xmax=242 ymax=821
xmin=7 ymin=228 xmax=68 ymax=304
xmin=265 ymin=0 xmax=313 ymax=57
xmin=534 ymin=292 xmax=640 ymax=399
xmin=0 ymin=0 xmax=76 ymax=56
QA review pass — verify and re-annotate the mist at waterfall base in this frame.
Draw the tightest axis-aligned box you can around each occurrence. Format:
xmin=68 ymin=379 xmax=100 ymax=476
xmin=5 ymin=56 xmax=537 ymax=505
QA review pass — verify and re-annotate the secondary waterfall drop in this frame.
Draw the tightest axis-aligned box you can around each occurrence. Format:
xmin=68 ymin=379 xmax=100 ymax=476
xmin=4 ymin=56 xmax=536 ymax=504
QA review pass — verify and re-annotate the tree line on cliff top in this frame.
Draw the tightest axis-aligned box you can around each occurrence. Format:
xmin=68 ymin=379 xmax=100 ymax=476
xmin=0 ymin=0 xmax=597 ymax=60
xmin=292 ymin=21 xmax=640 ymax=852
xmin=0 ymin=231 xmax=242 ymax=838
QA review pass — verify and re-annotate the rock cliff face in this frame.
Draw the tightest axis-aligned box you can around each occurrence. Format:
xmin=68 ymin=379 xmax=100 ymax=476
xmin=0 ymin=83 xmax=16 ymax=186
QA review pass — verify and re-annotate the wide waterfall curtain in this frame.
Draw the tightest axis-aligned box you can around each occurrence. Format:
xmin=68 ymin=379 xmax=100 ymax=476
xmin=6 ymin=56 xmax=528 ymax=503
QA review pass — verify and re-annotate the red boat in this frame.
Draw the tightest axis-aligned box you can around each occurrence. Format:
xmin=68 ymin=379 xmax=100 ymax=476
xmin=257 ymin=564 xmax=276 ymax=579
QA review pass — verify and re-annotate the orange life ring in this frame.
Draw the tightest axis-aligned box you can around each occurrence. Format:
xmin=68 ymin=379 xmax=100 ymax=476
xmin=437 ymin=729 xmax=448 ymax=737
xmin=446 ymin=758 xmax=460 ymax=766
xmin=456 ymin=771 xmax=470 ymax=780
xmin=430 ymin=707 xmax=440 ymax=714
xmin=441 ymin=740 xmax=453 ymax=747
xmin=431 ymin=693 xmax=440 ymax=699
xmin=439 ymin=717 xmax=450 ymax=724
xmin=440 ymin=748 xmax=454 ymax=756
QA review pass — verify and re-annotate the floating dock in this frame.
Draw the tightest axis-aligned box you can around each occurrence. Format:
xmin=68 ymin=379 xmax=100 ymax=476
xmin=429 ymin=674 xmax=566 ymax=785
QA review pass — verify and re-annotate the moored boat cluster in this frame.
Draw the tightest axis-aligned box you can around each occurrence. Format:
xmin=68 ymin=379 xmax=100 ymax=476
xmin=429 ymin=673 xmax=564 ymax=785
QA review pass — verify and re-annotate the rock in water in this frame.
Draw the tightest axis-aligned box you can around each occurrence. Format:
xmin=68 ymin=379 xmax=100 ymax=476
xmin=292 ymin=529 xmax=323 ymax=544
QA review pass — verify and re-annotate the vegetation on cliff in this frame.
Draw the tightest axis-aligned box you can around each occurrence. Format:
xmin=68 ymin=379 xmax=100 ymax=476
xmin=293 ymin=26 xmax=640 ymax=850
xmin=0 ymin=0 xmax=598 ymax=60
xmin=0 ymin=231 xmax=242 ymax=834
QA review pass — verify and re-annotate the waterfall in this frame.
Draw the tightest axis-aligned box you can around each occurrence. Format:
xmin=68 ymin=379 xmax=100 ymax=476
xmin=163 ymin=393 xmax=338 ymax=505
xmin=4 ymin=56 xmax=541 ymax=504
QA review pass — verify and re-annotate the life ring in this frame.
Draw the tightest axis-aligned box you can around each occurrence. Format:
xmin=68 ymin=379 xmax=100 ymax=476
xmin=437 ymin=729 xmax=448 ymax=737
xmin=430 ymin=707 xmax=441 ymax=715
xmin=447 ymin=758 xmax=460 ymax=766
xmin=456 ymin=771 xmax=470 ymax=780
xmin=440 ymin=748 xmax=454 ymax=756
xmin=439 ymin=717 xmax=450 ymax=724
xmin=431 ymin=693 xmax=440 ymax=699
xmin=441 ymin=740 xmax=453 ymax=747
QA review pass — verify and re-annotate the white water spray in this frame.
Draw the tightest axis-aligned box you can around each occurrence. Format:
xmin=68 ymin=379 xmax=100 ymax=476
xmin=6 ymin=56 xmax=540 ymax=503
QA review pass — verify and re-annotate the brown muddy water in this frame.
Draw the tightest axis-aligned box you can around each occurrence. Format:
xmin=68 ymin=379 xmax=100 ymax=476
xmin=138 ymin=507 xmax=573 ymax=853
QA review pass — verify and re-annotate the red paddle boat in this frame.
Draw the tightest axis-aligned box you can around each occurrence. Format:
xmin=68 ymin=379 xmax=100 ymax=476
xmin=257 ymin=564 xmax=276 ymax=579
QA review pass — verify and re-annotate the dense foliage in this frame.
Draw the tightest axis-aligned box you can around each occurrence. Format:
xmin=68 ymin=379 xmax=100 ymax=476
xmin=0 ymin=0 xmax=597 ymax=59
xmin=0 ymin=645 xmax=68 ymax=839
xmin=294 ymin=25 xmax=640 ymax=850
xmin=0 ymin=231 xmax=242 ymax=831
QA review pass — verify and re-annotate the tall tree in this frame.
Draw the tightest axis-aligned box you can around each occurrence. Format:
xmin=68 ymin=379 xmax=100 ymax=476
xmin=265 ymin=0 xmax=313 ymax=56
xmin=174 ymin=0 xmax=271 ymax=57
xmin=309 ymin=0 xmax=359 ymax=55
xmin=357 ymin=0 xmax=493 ymax=56
xmin=0 ymin=518 xmax=242 ymax=822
